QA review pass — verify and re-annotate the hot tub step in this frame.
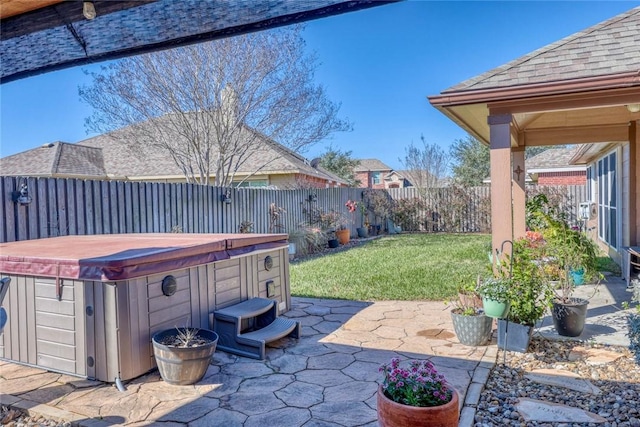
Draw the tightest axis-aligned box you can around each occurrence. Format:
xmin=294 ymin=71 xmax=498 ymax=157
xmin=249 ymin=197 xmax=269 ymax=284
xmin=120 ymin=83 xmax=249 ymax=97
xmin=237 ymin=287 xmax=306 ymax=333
xmin=238 ymin=317 xmax=300 ymax=344
xmin=214 ymin=297 xmax=276 ymax=323
xmin=212 ymin=298 xmax=300 ymax=360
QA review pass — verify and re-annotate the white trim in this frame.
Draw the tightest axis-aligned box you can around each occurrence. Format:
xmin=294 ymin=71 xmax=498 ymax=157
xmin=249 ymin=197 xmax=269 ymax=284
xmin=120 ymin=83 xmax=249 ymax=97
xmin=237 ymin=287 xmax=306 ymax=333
xmin=527 ymin=167 xmax=586 ymax=173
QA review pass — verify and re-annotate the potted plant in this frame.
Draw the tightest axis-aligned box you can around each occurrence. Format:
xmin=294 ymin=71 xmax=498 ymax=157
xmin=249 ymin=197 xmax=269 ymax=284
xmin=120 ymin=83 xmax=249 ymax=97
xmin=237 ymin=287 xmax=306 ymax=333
xmin=152 ymin=326 xmax=218 ymax=385
xmin=494 ymin=236 xmax=554 ymax=352
xmin=538 ymin=213 xmax=602 ymax=337
xmin=477 ymin=277 xmax=511 ymax=319
xmin=322 ymin=209 xmax=350 ymax=245
xmin=363 ymin=189 xmax=394 ymax=235
xmin=377 ymin=357 xmax=459 ymax=427
xmin=447 ymin=278 xmax=493 ymax=346
xmin=347 ymin=199 xmax=369 ymax=238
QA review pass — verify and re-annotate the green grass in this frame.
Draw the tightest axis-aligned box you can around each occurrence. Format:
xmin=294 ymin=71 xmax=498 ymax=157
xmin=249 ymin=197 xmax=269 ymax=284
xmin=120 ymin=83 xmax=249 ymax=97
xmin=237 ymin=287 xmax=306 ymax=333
xmin=597 ymin=256 xmax=622 ymax=275
xmin=290 ymin=233 xmax=491 ymax=301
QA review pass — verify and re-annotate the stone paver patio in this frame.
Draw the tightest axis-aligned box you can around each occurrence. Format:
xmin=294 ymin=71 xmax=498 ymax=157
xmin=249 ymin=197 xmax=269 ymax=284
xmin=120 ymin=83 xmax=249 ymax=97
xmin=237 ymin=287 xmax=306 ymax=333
xmin=2 ymin=275 xmax=633 ymax=427
xmin=0 ymin=298 xmax=497 ymax=426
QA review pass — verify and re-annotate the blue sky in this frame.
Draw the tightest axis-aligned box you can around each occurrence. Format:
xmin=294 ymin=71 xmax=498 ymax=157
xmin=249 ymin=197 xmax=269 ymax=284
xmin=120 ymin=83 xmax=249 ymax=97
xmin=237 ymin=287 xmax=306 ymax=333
xmin=1 ymin=1 xmax=637 ymax=170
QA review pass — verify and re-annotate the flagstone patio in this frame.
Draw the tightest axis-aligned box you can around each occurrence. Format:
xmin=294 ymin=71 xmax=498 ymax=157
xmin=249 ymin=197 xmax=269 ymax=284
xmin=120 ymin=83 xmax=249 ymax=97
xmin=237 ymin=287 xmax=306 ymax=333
xmin=0 ymin=275 xmax=634 ymax=426
xmin=0 ymin=298 xmax=496 ymax=427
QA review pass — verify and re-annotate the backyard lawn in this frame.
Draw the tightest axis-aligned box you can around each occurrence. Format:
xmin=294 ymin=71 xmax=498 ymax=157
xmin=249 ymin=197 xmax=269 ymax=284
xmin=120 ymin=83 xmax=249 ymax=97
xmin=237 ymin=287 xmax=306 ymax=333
xmin=290 ymin=233 xmax=491 ymax=301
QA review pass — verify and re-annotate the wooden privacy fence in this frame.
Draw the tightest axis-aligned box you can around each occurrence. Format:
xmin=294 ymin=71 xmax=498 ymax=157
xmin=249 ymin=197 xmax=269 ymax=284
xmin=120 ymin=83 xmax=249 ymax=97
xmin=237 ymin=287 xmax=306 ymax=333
xmin=1 ymin=177 xmax=365 ymax=243
xmin=385 ymin=186 xmax=492 ymax=233
xmin=1 ymin=176 xmax=586 ymax=243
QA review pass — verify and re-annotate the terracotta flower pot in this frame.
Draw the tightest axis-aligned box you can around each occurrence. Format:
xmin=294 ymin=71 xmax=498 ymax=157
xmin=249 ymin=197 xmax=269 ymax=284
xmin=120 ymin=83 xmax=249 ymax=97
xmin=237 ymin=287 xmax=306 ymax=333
xmin=377 ymin=385 xmax=459 ymax=427
xmin=335 ymin=228 xmax=350 ymax=245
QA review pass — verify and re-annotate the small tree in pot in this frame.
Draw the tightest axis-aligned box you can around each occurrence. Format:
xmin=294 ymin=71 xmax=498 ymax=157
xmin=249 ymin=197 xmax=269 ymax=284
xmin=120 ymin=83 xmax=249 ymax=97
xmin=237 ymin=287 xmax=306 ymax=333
xmin=491 ymin=238 xmax=553 ymax=352
xmin=537 ymin=212 xmax=602 ymax=337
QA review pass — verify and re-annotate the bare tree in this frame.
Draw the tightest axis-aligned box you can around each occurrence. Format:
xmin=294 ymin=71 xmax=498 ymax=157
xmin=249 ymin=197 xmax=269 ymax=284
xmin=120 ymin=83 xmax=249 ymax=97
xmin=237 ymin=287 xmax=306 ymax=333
xmin=399 ymin=135 xmax=449 ymax=192
xmin=79 ymin=26 xmax=350 ymax=186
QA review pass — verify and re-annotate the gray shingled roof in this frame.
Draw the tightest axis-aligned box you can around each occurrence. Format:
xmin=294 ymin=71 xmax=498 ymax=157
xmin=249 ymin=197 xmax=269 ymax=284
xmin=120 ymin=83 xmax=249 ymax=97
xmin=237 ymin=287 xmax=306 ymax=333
xmin=0 ymin=118 xmax=345 ymax=185
xmin=0 ymin=142 xmax=106 ymax=177
xmin=445 ymin=6 xmax=640 ymax=92
xmin=76 ymin=123 xmax=345 ymax=183
xmin=354 ymin=158 xmax=392 ymax=172
xmin=526 ymin=146 xmax=584 ymax=171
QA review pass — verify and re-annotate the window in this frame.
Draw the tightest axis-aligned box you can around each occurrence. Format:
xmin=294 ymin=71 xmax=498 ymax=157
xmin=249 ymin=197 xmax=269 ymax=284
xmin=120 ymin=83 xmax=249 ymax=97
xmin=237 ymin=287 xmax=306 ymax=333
xmin=597 ymin=150 xmax=618 ymax=249
xmin=372 ymin=172 xmax=381 ymax=185
xmin=233 ymin=180 xmax=268 ymax=188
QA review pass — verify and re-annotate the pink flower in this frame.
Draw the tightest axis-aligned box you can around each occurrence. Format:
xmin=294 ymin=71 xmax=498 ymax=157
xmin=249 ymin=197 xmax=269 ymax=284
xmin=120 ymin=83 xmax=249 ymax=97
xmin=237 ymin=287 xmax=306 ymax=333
xmin=379 ymin=358 xmax=452 ymax=407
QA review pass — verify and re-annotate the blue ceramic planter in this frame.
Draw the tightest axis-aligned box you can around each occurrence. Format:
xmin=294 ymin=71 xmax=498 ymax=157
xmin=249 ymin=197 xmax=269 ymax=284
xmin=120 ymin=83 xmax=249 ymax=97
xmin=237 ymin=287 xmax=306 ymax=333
xmin=570 ymin=268 xmax=585 ymax=285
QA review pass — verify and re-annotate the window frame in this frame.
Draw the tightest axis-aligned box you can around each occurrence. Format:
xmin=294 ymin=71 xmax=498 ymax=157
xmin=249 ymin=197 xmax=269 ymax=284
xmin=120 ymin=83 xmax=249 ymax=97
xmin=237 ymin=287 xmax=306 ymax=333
xmin=596 ymin=149 xmax=620 ymax=250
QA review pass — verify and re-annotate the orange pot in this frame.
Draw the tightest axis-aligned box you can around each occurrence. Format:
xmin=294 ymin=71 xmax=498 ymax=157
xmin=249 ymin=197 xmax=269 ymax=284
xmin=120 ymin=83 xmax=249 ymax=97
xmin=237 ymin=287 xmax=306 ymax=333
xmin=377 ymin=385 xmax=459 ymax=427
xmin=335 ymin=229 xmax=350 ymax=245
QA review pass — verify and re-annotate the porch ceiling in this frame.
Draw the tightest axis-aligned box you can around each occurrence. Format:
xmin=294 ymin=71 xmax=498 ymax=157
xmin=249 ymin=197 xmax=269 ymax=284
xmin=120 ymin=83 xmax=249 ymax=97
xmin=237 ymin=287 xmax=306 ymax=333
xmin=431 ymin=84 xmax=640 ymax=149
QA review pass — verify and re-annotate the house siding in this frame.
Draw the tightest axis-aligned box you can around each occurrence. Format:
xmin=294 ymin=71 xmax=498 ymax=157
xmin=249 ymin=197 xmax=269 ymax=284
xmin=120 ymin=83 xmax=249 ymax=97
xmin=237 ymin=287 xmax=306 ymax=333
xmin=355 ymin=172 xmax=370 ymax=188
xmin=538 ymin=171 xmax=586 ymax=186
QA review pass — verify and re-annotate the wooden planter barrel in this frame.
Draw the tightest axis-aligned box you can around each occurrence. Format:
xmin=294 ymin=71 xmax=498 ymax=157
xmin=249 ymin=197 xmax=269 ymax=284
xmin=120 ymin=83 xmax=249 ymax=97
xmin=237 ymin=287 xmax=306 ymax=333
xmin=152 ymin=328 xmax=218 ymax=385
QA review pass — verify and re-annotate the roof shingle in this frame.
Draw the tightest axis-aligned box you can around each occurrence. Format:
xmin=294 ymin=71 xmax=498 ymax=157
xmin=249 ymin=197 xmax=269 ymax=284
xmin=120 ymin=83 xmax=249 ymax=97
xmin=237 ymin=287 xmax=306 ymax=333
xmin=445 ymin=7 xmax=640 ymax=92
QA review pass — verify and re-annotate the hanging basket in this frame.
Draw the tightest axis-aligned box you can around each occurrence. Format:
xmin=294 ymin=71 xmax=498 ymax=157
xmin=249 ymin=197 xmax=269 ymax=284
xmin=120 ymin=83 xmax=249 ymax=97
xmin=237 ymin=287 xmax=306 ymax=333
xmin=482 ymin=298 xmax=510 ymax=319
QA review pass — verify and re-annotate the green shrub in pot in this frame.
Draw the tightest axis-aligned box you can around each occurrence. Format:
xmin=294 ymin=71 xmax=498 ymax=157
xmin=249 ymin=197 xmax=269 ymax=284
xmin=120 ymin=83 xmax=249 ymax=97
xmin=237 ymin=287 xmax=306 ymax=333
xmin=507 ymin=238 xmax=554 ymax=326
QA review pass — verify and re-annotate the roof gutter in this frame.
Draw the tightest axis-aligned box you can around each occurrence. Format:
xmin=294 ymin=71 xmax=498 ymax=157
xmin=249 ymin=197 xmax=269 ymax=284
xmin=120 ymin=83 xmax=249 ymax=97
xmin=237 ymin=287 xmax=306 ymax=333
xmin=428 ymin=71 xmax=640 ymax=107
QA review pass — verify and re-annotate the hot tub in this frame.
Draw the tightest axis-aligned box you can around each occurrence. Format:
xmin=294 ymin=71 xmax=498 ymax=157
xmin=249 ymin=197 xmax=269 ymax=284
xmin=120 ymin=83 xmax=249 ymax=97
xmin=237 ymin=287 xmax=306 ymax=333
xmin=0 ymin=233 xmax=290 ymax=382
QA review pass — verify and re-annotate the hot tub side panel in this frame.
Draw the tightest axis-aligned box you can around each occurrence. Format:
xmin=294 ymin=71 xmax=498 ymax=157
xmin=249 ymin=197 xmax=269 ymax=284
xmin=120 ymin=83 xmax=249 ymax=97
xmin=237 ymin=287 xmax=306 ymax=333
xmin=210 ymin=258 xmax=246 ymax=310
xmin=247 ymin=247 xmax=291 ymax=313
xmin=0 ymin=275 xmax=87 ymax=378
xmin=95 ymin=269 xmax=196 ymax=382
xmin=96 ymin=262 xmax=248 ymax=382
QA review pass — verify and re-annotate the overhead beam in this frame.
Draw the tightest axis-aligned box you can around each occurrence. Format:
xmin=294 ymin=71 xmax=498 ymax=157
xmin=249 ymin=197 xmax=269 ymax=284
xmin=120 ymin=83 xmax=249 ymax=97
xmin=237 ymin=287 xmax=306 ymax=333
xmin=488 ymin=87 xmax=640 ymax=115
xmin=0 ymin=0 xmax=63 ymax=19
xmin=521 ymin=123 xmax=630 ymax=146
xmin=1 ymin=1 xmax=152 ymax=39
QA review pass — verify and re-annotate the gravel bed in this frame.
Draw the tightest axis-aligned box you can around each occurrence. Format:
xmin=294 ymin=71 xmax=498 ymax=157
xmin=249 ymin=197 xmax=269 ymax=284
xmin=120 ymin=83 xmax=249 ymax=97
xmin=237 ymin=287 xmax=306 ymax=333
xmin=475 ymin=336 xmax=640 ymax=427
xmin=0 ymin=407 xmax=71 ymax=426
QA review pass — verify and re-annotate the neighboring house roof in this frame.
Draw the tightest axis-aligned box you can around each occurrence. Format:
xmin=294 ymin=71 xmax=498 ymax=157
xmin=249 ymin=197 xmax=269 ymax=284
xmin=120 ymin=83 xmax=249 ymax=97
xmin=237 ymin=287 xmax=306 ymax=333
xmin=482 ymin=147 xmax=587 ymax=184
xmin=0 ymin=121 xmax=347 ymax=186
xmin=0 ymin=142 xmax=107 ymax=177
xmin=75 ymin=119 xmax=340 ymax=185
xmin=354 ymin=159 xmax=392 ymax=172
xmin=446 ymin=8 xmax=640 ymax=92
xmin=526 ymin=146 xmax=586 ymax=173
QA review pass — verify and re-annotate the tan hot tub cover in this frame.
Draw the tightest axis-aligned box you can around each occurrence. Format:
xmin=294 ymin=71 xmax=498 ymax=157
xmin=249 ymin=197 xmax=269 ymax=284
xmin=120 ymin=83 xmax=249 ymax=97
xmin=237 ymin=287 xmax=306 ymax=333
xmin=0 ymin=233 xmax=288 ymax=281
